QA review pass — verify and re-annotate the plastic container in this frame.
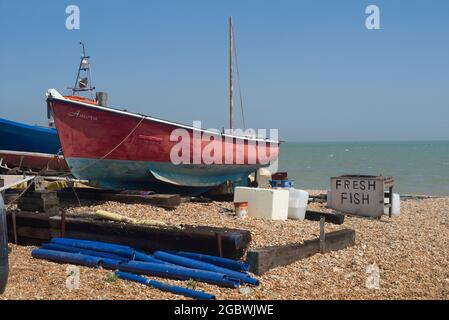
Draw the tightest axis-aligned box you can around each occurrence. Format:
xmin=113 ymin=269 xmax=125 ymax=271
xmin=234 ymin=202 xmax=248 ymax=218
xmin=269 ymin=179 xmax=294 ymax=188
xmin=0 ymin=194 xmax=8 ymax=294
xmin=234 ymin=187 xmax=289 ymax=220
xmin=288 ymin=189 xmax=309 ymax=220
xmin=384 ymin=193 xmax=400 ymax=216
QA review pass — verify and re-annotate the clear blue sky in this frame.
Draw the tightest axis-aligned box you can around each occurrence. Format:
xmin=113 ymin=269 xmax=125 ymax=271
xmin=0 ymin=0 xmax=448 ymax=141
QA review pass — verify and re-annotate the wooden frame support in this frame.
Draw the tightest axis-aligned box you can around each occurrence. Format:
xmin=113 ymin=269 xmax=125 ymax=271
xmin=57 ymin=188 xmax=181 ymax=209
xmin=247 ymin=229 xmax=356 ymax=275
xmin=304 ymin=210 xmax=345 ymax=225
xmin=6 ymin=211 xmax=251 ymax=259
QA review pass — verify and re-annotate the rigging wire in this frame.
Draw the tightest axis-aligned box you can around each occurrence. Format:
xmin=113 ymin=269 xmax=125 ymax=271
xmin=231 ymin=25 xmax=247 ymax=130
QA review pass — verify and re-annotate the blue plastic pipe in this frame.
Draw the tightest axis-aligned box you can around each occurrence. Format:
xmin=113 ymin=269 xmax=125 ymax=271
xmin=42 ymin=243 xmax=129 ymax=262
xmin=32 ymin=248 xmax=107 ymax=267
xmin=154 ymin=251 xmax=259 ymax=286
xmin=0 ymin=195 xmax=8 ymax=294
xmin=106 ymin=260 xmax=241 ymax=288
xmin=134 ymin=252 xmax=173 ymax=265
xmin=31 ymin=248 xmax=239 ymax=288
xmin=171 ymin=251 xmax=249 ymax=272
xmin=115 ymin=271 xmax=216 ymax=300
xmin=51 ymin=238 xmax=135 ymax=258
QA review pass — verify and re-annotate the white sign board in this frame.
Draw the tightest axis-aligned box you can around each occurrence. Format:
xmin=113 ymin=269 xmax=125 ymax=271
xmin=328 ymin=176 xmax=387 ymax=217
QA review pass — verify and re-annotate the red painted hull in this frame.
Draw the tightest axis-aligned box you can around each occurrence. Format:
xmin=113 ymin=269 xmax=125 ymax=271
xmin=0 ymin=150 xmax=70 ymax=173
xmin=47 ymin=93 xmax=280 ymax=191
xmin=48 ymin=99 xmax=280 ymax=165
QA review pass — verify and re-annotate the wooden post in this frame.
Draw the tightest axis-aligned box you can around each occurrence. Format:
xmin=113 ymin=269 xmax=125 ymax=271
xmin=12 ymin=211 xmax=18 ymax=244
xmin=60 ymin=210 xmax=66 ymax=238
xmin=254 ymin=170 xmax=260 ymax=188
xmin=229 ymin=16 xmax=234 ymax=131
xmin=319 ymin=215 xmax=325 ymax=253
xmin=388 ymin=187 xmax=393 ymax=218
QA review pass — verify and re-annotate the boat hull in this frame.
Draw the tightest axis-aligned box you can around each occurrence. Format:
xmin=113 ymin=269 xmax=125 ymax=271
xmin=0 ymin=118 xmax=61 ymax=154
xmin=66 ymin=157 xmax=254 ymax=194
xmin=0 ymin=118 xmax=69 ymax=173
xmin=0 ymin=150 xmax=70 ymax=173
xmin=48 ymin=92 xmax=280 ymax=194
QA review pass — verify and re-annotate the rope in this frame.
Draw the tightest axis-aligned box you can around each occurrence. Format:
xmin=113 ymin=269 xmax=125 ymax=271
xmin=60 ymin=115 xmax=146 ymax=176
xmin=231 ymin=25 xmax=247 ymax=130
xmin=58 ymin=116 xmax=145 ymax=213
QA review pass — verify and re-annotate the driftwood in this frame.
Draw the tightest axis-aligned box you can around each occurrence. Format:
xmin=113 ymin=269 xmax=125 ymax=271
xmin=95 ymin=209 xmax=181 ymax=229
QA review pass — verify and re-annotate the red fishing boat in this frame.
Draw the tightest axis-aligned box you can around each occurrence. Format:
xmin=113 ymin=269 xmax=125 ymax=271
xmin=47 ymin=25 xmax=280 ymax=194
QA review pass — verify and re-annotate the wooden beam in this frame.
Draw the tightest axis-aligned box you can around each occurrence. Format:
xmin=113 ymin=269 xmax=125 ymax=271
xmin=6 ymin=211 xmax=53 ymax=243
xmin=17 ymin=191 xmax=59 ymax=214
xmin=57 ymin=188 xmax=181 ymax=209
xmin=304 ymin=210 xmax=345 ymax=225
xmin=246 ymin=229 xmax=355 ymax=275
xmin=47 ymin=216 xmax=250 ymax=259
xmin=6 ymin=211 xmax=252 ymax=259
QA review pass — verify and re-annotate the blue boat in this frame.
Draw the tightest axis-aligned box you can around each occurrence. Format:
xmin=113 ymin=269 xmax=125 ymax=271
xmin=0 ymin=118 xmax=69 ymax=173
xmin=0 ymin=117 xmax=61 ymax=154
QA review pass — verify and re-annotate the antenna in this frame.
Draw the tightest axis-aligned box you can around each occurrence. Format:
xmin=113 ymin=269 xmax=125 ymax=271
xmin=69 ymin=42 xmax=95 ymax=98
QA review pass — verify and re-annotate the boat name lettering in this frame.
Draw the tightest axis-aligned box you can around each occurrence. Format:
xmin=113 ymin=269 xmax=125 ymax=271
xmin=68 ymin=110 xmax=98 ymax=121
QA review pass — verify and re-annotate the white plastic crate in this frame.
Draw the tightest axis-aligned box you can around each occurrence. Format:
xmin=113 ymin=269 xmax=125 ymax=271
xmin=234 ymin=187 xmax=289 ymax=220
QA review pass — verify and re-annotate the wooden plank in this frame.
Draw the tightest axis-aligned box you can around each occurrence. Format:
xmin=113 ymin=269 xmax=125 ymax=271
xmin=48 ymin=216 xmax=250 ymax=259
xmin=6 ymin=211 xmax=53 ymax=243
xmin=15 ymin=227 xmax=51 ymax=240
xmin=5 ymin=211 xmax=251 ymax=259
xmin=247 ymin=229 xmax=356 ymax=275
xmin=304 ymin=210 xmax=345 ymax=225
xmin=6 ymin=211 xmax=54 ymax=229
xmin=308 ymin=194 xmax=327 ymax=204
xmin=57 ymin=188 xmax=181 ymax=209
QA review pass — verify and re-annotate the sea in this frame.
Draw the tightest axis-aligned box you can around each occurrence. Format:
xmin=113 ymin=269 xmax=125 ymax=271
xmin=277 ymin=141 xmax=449 ymax=196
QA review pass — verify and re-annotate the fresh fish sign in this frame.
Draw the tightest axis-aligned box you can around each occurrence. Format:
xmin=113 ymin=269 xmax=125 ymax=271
xmin=328 ymin=175 xmax=394 ymax=217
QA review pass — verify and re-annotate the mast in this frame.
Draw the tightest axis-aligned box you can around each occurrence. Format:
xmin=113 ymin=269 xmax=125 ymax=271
xmin=229 ymin=16 xmax=234 ymax=130
xmin=69 ymin=42 xmax=95 ymax=98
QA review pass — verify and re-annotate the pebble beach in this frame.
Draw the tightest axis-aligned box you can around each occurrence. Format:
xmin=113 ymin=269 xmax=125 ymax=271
xmin=1 ymin=191 xmax=448 ymax=300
